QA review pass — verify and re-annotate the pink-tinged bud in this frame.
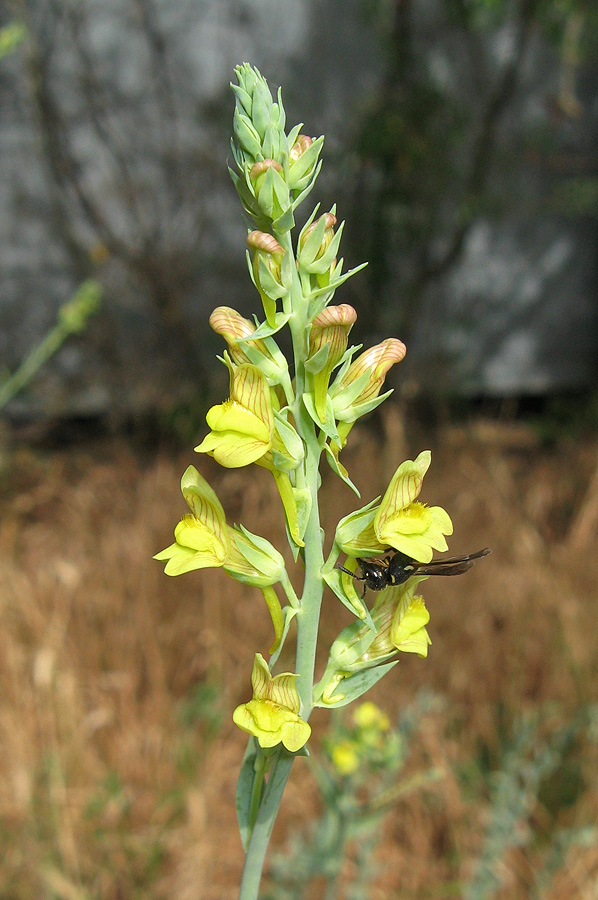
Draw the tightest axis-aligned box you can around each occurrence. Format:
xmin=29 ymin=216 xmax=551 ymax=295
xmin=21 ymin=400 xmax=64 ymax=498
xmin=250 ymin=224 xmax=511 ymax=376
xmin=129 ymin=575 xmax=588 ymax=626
xmin=309 ymin=304 xmax=357 ymax=361
xmin=309 ymin=304 xmax=357 ymax=423
xmin=247 ymin=230 xmax=284 ymax=259
xmin=209 ymin=306 xmax=288 ymax=382
xmin=209 ymin=306 xmax=258 ymax=365
xmin=247 ymin=231 xmax=286 ymax=327
xmin=289 ymin=134 xmax=313 ymax=163
xmin=249 ymin=158 xmax=283 ymax=192
xmin=338 ymin=338 xmax=406 ymax=405
xmin=299 ymin=213 xmax=337 ymax=256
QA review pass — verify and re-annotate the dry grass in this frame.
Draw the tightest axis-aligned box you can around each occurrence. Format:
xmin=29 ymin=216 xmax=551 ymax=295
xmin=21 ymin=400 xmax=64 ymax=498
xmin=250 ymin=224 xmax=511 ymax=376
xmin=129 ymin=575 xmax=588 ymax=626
xmin=1 ymin=409 xmax=598 ymax=899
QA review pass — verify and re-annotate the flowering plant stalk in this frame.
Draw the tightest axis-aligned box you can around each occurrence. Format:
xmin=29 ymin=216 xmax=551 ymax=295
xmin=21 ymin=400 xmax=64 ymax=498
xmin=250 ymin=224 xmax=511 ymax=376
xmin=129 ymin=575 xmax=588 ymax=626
xmin=156 ymin=63 xmax=476 ymax=900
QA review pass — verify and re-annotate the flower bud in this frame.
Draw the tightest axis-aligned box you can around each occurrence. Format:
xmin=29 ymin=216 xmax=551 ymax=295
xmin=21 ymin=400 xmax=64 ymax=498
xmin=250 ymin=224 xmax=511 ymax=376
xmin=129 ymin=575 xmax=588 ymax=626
xmin=331 ymin=338 xmax=406 ymax=420
xmin=249 ymin=159 xmax=283 ymax=194
xmin=247 ymin=231 xmax=287 ymax=326
xmin=209 ymin=306 xmax=259 ymax=366
xmin=209 ymin=306 xmax=288 ymax=384
xmin=289 ymin=134 xmax=313 ymax=163
xmin=225 ymin=525 xmax=286 ymax=588
xmin=329 ymin=338 xmax=407 ymax=460
xmin=58 ymin=280 xmax=102 ymax=333
xmin=333 ymin=498 xmax=384 ymax=557
xmin=308 ymin=304 xmax=357 ymax=422
xmin=288 ymin=134 xmax=324 ymax=192
xmin=231 ymin=63 xmax=287 ymax=166
xmin=233 ymin=106 xmax=263 ymax=159
xmin=298 ymin=213 xmax=336 ymax=264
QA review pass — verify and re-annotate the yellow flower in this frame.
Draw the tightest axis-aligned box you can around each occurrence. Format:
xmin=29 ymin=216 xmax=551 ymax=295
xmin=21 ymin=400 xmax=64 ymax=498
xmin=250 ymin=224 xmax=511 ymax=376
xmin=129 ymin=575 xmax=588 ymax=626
xmin=330 ymin=740 xmax=360 ymax=776
xmin=374 ymin=451 xmax=453 ymax=563
xmin=233 ymin=654 xmax=311 ymax=752
xmin=153 ymin=465 xmax=229 ymax=575
xmin=335 ymin=451 xmax=452 ymax=563
xmin=154 ymin=468 xmax=287 ymax=648
xmin=196 ymin=362 xmax=305 ymax=547
xmin=366 ymin=588 xmax=432 ymax=660
xmin=352 ymin=701 xmax=390 ymax=732
xmin=195 ymin=363 xmax=274 ymax=468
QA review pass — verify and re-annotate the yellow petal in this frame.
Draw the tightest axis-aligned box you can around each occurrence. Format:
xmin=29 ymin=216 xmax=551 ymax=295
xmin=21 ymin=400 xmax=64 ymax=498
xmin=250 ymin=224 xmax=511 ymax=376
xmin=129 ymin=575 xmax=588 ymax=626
xmin=173 ymin=515 xmax=227 ymax=558
xmin=268 ymin=671 xmax=302 ymax=714
xmin=280 ymin=717 xmax=312 ymax=752
xmin=381 ymin=502 xmax=432 ymax=537
xmin=206 ymin=399 xmax=271 ymax=443
xmin=195 ymin=430 xmax=269 ymax=467
xmin=231 ymin=365 xmax=274 ymax=433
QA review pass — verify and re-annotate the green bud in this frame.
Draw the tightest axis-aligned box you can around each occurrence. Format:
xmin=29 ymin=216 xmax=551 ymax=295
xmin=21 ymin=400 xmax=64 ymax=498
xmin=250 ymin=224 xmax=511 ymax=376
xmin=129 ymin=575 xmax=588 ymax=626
xmin=233 ymin=106 xmax=263 ymax=160
xmin=58 ymin=280 xmax=102 ymax=333
xmin=288 ymin=135 xmax=325 ymax=191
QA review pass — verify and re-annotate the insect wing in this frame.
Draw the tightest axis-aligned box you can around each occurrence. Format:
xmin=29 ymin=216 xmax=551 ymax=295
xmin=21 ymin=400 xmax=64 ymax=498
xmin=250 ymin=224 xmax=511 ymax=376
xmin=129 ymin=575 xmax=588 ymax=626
xmin=415 ymin=548 xmax=491 ymax=566
xmin=413 ymin=559 xmax=475 ymax=576
xmin=412 ymin=547 xmax=491 ymax=577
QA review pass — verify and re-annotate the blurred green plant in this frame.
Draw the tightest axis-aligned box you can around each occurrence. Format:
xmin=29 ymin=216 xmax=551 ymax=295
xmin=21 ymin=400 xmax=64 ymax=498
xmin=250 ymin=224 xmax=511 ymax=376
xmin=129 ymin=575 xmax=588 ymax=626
xmin=0 ymin=280 xmax=101 ymax=413
xmin=0 ymin=20 xmax=26 ymax=58
xmin=463 ymin=705 xmax=598 ymax=900
xmin=263 ymin=694 xmax=443 ymax=900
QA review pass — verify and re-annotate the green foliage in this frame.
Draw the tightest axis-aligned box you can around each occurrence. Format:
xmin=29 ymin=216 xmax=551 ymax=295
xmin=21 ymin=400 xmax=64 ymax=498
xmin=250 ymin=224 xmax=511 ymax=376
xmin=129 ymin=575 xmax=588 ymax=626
xmin=263 ymin=693 xmax=443 ymax=900
xmin=0 ymin=21 xmax=27 ymax=58
xmin=463 ymin=707 xmax=598 ymax=900
xmin=176 ymin=677 xmax=225 ymax=736
xmin=0 ymin=280 xmax=102 ymax=413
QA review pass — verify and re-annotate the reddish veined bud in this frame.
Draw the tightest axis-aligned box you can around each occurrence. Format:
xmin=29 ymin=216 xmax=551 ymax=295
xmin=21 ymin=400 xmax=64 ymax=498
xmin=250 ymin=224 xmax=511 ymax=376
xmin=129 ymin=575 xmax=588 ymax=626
xmin=299 ymin=213 xmax=337 ymax=255
xmin=289 ymin=134 xmax=313 ymax=163
xmin=249 ymin=159 xmax=284 ymax=193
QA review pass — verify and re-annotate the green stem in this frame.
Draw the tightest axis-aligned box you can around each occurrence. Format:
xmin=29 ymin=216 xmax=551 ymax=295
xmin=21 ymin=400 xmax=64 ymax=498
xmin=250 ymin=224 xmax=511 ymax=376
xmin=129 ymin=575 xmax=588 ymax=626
xmin=247 ymin=748 xmax=267 ymax=838
xmin=238 ymin=751 xmax=295 ymax=900
xmin=237 ymin=227 xmax=326 ymax=899
xmin=0 ymin=323 xmax=67 ymax=410
xmin=294 ymin=420 xmax=325 ymax=717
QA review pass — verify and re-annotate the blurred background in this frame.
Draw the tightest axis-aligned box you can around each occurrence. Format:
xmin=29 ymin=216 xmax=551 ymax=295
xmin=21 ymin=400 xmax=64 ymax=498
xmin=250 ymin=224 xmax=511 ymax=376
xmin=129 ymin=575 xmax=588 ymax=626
xmin=1 ymin=1 xmax=598 ymax=898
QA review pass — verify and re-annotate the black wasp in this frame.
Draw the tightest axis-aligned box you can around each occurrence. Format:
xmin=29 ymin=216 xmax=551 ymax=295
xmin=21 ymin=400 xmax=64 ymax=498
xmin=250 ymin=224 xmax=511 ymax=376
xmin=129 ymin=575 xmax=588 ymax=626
xmin=337 ymin=547 xmax=491 ymax=597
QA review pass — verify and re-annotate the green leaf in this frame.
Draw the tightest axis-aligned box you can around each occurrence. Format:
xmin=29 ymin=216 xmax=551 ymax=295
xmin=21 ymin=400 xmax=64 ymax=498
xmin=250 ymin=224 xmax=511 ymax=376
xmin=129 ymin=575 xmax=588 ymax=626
xmin=273 ymin=205 xmax=295 ymax=233
xmin=268 ymin=605 xmax=299 ymax=668
xmin=304 ymin=342 xmax=331 ymax=375
xmin=336 ymin=389 xmax=394 ymax=424
xmin=323 ymin=443 xmax=360 ymax=496
xmin=244 ymin=311 xmax=292 ymax=340
xmin=302 ymin=392 xmax=340 ymax=444
xmin=236 ymin=740 xmax=260 ymax=851
xmin=273 ymin=409 xmax=304 ymax=463
xmin=257 ymin=255 xmax=287 ymax=300
xmin=286 ymin=122 xmax=303 ymax=149
xmin=315 ymin=661 xmax=398 ymax=708
xmin=293 ymin=487 xmax=312 ymax=544
xmin=309 ymin=261 xmax=368 ymax=299
xmin=323 ymin=566 xmax=375 ymax=629
xmin=335 ymin=497 xmax=380 ymax=543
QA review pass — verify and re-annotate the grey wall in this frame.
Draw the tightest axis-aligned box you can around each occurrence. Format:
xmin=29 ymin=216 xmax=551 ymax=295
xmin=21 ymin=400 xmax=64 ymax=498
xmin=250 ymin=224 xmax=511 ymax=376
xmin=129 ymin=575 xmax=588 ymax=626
xmin=1 ymin=0 xmax=596 ymax=421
